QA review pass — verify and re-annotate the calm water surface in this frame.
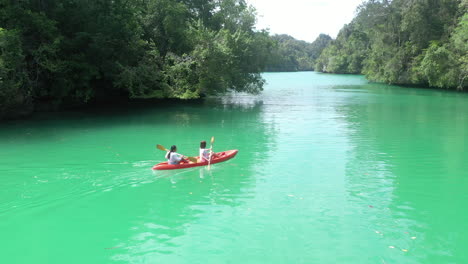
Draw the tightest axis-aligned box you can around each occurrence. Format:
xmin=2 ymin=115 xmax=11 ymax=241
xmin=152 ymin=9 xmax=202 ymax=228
xmin=1 ymin=72 xmax=468 ymax=263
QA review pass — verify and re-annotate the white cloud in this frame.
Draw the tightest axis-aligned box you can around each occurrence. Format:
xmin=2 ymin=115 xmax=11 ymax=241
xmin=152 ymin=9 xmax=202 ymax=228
xmin=246 ymin=0 xmax=364 ymax=42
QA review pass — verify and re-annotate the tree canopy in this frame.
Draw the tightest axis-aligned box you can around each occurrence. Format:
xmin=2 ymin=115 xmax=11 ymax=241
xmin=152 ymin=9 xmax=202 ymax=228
xmin=265 ymin=34 xmax=332 ymax=72
xmin=315 ymin=0 xmax=467 ymax=90
xmin=0 ymin=0 xmax=273 ymax=119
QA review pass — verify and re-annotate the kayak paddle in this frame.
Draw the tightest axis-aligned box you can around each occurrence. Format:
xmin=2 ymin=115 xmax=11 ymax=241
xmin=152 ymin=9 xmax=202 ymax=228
xmin=156 ymin=144 xmax=197 ymax=163
xmin=208 ymin=136 xmax=215 ymax=170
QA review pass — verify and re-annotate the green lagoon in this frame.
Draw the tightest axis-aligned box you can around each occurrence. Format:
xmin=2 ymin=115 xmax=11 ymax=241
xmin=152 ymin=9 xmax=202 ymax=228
xmin=1 ymin=72 xmax=468 ymax=263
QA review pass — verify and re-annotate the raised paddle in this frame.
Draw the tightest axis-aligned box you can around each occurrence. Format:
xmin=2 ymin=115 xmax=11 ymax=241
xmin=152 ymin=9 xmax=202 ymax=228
xmin=156 ymin=144 xmax=197 ymax=163
xmin=208 ymin=136 xmax=215 ymax=170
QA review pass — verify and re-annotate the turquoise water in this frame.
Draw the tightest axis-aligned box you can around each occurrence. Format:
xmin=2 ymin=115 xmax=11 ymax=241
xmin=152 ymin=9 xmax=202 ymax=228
xmin=1 ymin=72 xmax=468 ymax=263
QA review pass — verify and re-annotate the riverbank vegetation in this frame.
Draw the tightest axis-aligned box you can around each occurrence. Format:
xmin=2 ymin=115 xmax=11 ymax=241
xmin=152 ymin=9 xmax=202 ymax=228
xmin=0 ymin=0 xmax=272 ymax=119
xmin=264 ymin=34 xmax=332 ymax=72
xmin=315 ymin=0 xmax=467 ymax=90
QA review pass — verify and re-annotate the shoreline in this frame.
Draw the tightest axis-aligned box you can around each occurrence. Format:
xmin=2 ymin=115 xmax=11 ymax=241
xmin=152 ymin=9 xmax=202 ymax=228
xmin=2 ymin=71 xmax=466 ymax=122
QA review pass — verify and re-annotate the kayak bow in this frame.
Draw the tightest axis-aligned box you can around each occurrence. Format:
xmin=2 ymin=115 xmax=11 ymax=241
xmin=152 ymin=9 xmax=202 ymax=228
xmin=152 ymin=149 xmax=238 ymax=170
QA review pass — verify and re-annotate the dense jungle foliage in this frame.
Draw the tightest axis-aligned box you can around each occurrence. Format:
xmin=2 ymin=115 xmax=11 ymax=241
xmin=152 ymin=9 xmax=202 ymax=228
xmin=315 ymin=0 xmax=467 ymax=90
xmin=0 ymin=0 xmax=272 ymax=119
xmin=264 ymin=34 xmax=332 ymax=72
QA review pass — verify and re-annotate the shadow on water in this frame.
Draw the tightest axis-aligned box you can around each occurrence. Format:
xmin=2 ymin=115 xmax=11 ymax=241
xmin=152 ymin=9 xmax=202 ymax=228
xmin=334 ymin=84 xmax=468 ymax=263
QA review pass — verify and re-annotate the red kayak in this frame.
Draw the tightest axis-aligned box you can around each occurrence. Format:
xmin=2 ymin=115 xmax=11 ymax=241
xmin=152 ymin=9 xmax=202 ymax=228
xmin=152 ymin=150 xmax=238 ymax=170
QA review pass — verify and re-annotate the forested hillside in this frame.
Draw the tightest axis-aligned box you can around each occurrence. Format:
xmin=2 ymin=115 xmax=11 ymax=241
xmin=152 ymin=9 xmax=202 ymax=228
xmin=265 ymin=34 xmax=331 ymax=72
xmin=0 ymin=0 xmax=272 ymax=119
xmin=315 ymin=0 xmax=467 ymax=90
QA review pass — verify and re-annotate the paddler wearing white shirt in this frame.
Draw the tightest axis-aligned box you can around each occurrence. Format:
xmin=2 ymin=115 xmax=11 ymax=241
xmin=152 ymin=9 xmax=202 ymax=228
xmin=165 ymin=145 xmax=188 ymax=165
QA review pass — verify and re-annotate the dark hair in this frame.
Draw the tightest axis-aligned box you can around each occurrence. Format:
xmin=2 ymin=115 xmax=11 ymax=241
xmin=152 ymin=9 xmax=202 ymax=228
xmin=200 ymin=141 xmax=206 ymax=148
xmin=166 ymin=145 xmax=177 ymax=160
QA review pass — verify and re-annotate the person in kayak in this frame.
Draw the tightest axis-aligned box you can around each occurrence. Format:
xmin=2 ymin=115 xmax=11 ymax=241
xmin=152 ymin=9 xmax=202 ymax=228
xmin=199 ymin=140 xmax=219 ymax=162
xmin=199 ymin=141 xmax=211 ymax=162
xmin=166 ymin=145 xmax=189 ymax=165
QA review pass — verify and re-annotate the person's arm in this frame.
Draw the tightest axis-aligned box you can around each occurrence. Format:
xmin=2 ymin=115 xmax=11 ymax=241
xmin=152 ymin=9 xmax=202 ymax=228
xmin=176 ymin=153 xmax=192 ymax=163
xmin=174 ymin=153 xmax=183 ymax=162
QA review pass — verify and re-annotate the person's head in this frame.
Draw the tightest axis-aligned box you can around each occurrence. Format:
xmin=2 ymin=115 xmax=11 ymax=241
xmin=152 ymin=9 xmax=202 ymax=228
xmin=200 ymin=141 xmax=206 ymax=148
xmin=166 ymin=145 xmax=177 ymax=160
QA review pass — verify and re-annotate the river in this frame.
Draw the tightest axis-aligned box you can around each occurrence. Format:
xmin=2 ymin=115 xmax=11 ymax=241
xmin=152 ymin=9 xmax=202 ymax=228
xmin=1 ymin=72 xmax=467 ymax=263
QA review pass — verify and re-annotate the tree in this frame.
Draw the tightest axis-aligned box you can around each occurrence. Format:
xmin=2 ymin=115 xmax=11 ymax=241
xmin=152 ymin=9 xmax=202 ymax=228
xmin=315 ymin=0 xmax=466 ymax=90
xmin=0 ymin=28 xmax=30 ymax=118
xmin=0 ymin=0 xmax=273 ymax=118
xmin=265 ymin=34 xmax=332 ymax=72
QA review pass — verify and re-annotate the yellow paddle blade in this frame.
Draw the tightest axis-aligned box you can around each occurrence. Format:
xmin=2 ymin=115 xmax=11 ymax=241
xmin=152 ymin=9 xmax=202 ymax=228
xmin=208 ymin=136 xmax=215 ymax=170
xmin=186 ymin=156 xmax=198 ymax=163
xmin=156 ymin=144 xmax=168 ymax=151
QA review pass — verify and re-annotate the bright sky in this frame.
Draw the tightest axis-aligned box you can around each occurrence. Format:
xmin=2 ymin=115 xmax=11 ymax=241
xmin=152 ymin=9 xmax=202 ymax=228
xmin=245 ymin=0 xmax=364 ymax=42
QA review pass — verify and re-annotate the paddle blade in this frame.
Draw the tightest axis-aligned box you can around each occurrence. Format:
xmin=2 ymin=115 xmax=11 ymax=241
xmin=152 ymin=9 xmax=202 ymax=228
xmin=186 ymin=156 xmax=198 ymax=163
xmin=208 ymin=136 xmax=214 ymax=170
xmin=156 ymin=144 xmax=168 ymax=151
